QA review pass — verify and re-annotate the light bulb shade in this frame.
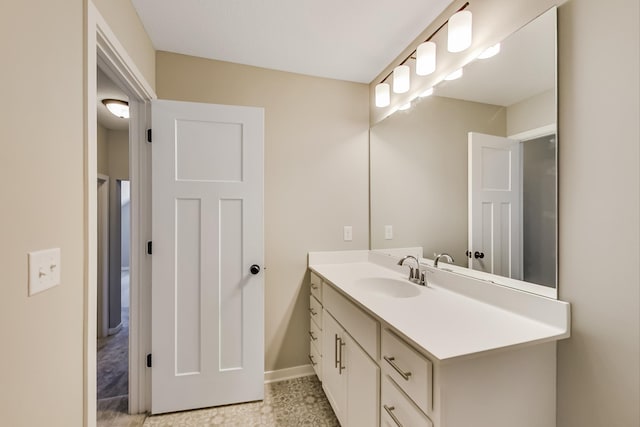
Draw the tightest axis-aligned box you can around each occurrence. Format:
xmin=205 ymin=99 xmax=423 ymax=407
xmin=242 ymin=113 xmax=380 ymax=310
xmin=416 ymin=41 xmax=436 ymax=76
xmin=102 ymin=99 xmax=129 ymax=118
xmin=393 ymin=65 xmax=410 ymax=93
xmin=375 ymin=83 xmax=390 ymax=107
xmin=478 ymin=43 xmax=501 ymax=59
xmin=448 ymin=10 xmax=472 ymax=53
xmin=445 ymin=68 xmax=463 ymax=81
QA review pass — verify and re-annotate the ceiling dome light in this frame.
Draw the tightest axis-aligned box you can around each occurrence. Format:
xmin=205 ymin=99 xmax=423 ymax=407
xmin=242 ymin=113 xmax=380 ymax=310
xmin=419 ymin=88 xmax=434 ymax=97
xmin=478 ymin=43 xmax=501 ymax=59
xmin=398 ymin=102 xmax=411 ymax=111
xmin=416 ymin=41 xmax=436 ymax=76
xmin=448 ymin=10 xmax=472 ymax=53
xmin=102 ymin=99 xmax=129 ymax=118
xmin=393 ymin=65 xmax=410 ymax=94
xmin=375 ymin=83 xmax=390 ymax=107
xmin=444 ymin=68 xmax=463 ymax=81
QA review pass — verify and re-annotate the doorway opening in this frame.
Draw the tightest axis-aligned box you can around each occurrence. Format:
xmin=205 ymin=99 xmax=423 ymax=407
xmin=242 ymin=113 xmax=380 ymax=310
xmin=96 ymin=64 xmax=132 ymax=417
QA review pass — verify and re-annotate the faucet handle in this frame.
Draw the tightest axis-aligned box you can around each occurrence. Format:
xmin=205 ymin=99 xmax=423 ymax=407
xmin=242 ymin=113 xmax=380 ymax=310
xmin=408 ymin=266 xmax=415 ymax=279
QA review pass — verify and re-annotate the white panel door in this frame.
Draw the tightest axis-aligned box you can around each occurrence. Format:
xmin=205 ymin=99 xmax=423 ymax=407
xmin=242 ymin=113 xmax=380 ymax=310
xmin=468 ymin=132 xmax=521 ymax=279
xmin=151 ymin=99 xmax=264 ymax=414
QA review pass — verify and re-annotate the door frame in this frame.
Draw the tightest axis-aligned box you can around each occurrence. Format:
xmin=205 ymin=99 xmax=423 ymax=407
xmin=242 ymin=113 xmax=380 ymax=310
xmin=84 ymin=3 xmax=156 ymax=425
xmin=97 ymin=174 xmax=109 ymax=339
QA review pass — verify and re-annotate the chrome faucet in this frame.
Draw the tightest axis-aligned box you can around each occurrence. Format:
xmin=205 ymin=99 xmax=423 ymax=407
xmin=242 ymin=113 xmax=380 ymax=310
xmin=397 ymin=255 xmax=426 ymax=286
xmin=433 ymin=253 xmax=454 ymax=268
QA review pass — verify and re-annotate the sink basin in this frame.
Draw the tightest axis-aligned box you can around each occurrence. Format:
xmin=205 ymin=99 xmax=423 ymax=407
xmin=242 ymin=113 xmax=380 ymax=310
xmin=352 ymin=277 xmax=421 ymax=298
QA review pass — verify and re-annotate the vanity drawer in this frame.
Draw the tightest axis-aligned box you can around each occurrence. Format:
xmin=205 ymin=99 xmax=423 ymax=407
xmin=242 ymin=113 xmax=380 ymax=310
xmin=309 ymin=295 xmax=323 ymax=329
xmin=323 ymin=282 xmax=379 ymax=360
xmin=310 ymin=272 xmax=322 ymax=302
xmin=310 ymin=341 xmax=322 ymax=380
xmin=381 ymin=375 xmax=433 ymax=427
xmin=309 ymin=315 xmax=322 ymax=354
xmin=381 ymin=328 xmax=433 ymax=415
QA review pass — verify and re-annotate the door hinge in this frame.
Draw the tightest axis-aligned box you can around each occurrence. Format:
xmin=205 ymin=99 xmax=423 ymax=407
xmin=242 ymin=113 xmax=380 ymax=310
xmin=147 ymin=128 xmax=152 ymax=143
xmin=147 ymin=241 xmax=152 ymax=255
xmin=146 ymin=353 xmax=152 ymax=368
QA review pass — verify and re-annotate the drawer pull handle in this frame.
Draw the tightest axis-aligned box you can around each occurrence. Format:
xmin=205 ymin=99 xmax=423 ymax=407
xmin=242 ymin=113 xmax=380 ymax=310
xmin=334 ymin=334 xmax=340 ymax=368
xmin=309 ymin=354 xmax=317 ymax=367
xmin=383 ymin=356 xmax=412 ymax=381
xmin=309 ymin=308 xmax=317 ymax=316
xmin=383 ymin=405 xmax=403 ymax=427
xmin=338 ymin=339 xmax=346 ymax=375
xmin=311 ymin=283 xmax=319 ymax=290
xmin=309 ymin=331 xmax=317 ymax=341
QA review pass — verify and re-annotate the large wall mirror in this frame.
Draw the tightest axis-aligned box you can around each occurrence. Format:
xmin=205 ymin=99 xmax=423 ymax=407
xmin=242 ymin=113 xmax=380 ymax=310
xmin=370 ymin=7 xmax=557 ymax=297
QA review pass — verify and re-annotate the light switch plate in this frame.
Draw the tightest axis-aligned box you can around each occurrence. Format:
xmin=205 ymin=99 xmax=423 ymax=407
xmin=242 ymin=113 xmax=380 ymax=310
xmin=385 ymin=225 xmax=393 ymax=240
xmin=343 ymin=226 xmax=353 ymax=241
xmin=28 ymin=248 xmax=61 ymax=296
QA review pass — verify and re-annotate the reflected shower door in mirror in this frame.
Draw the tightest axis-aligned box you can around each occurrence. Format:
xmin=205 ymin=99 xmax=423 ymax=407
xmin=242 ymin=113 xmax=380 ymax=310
xmin=370 ymin=7 xmax=557 ymax=296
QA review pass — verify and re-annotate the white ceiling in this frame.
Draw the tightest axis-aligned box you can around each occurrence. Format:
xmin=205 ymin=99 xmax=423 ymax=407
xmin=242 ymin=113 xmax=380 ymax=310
xmin=97 ymin=67 xmax=129 ymax=131
xmin=131 ymin=0 xmax=455 ymax=83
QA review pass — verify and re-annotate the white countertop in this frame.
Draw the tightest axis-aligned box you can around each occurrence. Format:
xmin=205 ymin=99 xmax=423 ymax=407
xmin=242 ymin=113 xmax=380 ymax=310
xmin=309 ymin=254 xmax=570 ymax=362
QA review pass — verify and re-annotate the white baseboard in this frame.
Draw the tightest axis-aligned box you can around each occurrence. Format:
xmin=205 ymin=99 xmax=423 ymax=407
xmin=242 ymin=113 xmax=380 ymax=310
xmin=108 ymin=322 xmax=123 ymax=335
xmin=264 ymin=364 xmax=315 ymax=384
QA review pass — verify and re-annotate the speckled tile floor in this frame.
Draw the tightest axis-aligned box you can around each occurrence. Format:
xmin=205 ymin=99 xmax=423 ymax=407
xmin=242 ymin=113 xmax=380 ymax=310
xmin=97 ymin=375 xmax=338 ymax=427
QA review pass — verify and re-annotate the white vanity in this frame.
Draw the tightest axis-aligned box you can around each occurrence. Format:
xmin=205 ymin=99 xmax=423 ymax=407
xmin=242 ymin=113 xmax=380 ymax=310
xmin=308 ymin=250 xmax=570 ymax=427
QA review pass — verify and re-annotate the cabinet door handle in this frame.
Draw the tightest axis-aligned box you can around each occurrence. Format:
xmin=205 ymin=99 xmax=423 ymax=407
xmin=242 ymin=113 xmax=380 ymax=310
xmin=338 ymin=339 xmax=346 ymax=375
xmin=308 ymin=354 xmax=317 ymax=367
xmin=334 ymin=334 xmax=340 ymax=369
xmin=309 ymin=331 xmax=317 ymax=341
xmin=309 ymin=307 xmax=317 ymax=316
xmin=383 ymin=356 xmax=412 ymax=381
xmin=383 ymin=405 xmax=404 ymax=427
xmin=311 ymin=283 xmax=319 ymax=290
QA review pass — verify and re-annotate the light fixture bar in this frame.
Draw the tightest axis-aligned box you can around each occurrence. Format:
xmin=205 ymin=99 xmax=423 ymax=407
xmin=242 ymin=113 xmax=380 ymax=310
xmin=375 ymin=2 xmax=470 ymax=99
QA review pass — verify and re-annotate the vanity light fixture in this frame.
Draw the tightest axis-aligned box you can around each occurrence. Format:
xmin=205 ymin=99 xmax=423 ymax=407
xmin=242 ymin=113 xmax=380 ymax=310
xmin=102 ymin=99 xmax=129 ymax=118
xmin=445 ymin=68 xmax=464 ymax=80
xmin=375 ymin=83 xmax=391 ymax=107
xmin=374 ymin=2 xmax=471 ymax=108
xmin=478 ymin=43 xmax=501 ymax=59
xmin=448 ymin=10 xmax=473 ymax=52
xmin=393 ymin=65 xmax=410 ymax=93
xmin=419 ymin=87 xmax=434 ymax=97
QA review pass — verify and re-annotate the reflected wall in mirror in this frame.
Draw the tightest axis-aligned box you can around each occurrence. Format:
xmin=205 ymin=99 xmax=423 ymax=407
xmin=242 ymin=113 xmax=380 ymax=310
xmin=370 ymin=7 xmax=557 ymax=295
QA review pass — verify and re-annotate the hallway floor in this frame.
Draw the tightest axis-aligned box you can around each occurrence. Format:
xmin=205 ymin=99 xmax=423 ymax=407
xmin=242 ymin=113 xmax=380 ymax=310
xmin=97 ymin=375 xmax=338 ymax=426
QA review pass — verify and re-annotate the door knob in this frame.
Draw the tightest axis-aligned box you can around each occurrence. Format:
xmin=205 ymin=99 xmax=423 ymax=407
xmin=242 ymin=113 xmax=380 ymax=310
xmin=465 ymin=250 xmax=472 ymax=258
xmin=474 ymin=251 xmax=485 ymax=259
xmin=250 ymin=264 xmax=260 ymax=275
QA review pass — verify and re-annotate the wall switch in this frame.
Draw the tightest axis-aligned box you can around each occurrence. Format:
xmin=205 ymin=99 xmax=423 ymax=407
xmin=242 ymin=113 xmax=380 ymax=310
xmin=28 ymin=248 xmax=61 ymax=296
xmin=343 ymin=226 xmax=353 ymax=241
xmin=385 ymin=225 xmax=393 ymax=240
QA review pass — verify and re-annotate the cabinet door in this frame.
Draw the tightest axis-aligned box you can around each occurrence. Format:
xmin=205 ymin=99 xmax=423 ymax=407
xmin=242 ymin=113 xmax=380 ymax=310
xmin=322 ymin=311 xmax=347 ymax=426
xmin=345 ymin=333 xmax=380 ymax=427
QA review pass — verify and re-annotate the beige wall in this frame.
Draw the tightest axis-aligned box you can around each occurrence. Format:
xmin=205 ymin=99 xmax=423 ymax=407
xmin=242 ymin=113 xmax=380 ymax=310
xmin=107 ymin=130 xmax=130 ymax=180
xmin=0 ymin=1 xmax=84 ymax=425
xmin=370 ymin=96 xmax=505 ymax=263
xmin=97 ymin=123 xmax=109 ymax=175
xmin=556 ymin=0 xmax=639 ymax=425
xmin=156 ymin=52 xmax=370 ymax=371
xmin=507 ymin=89 xmax=555 ymax=136
xmin=92 ymin=0 xmax=156 ymax=90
